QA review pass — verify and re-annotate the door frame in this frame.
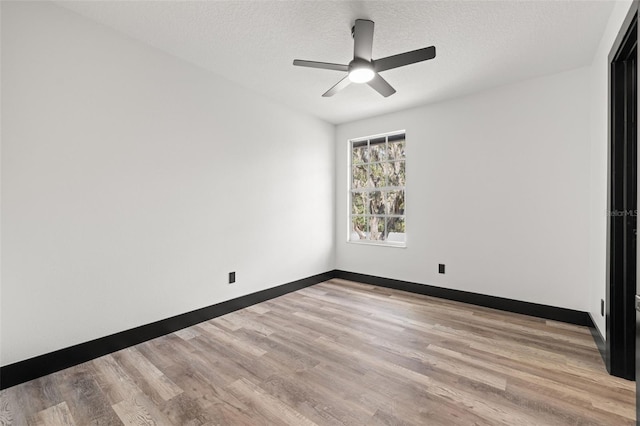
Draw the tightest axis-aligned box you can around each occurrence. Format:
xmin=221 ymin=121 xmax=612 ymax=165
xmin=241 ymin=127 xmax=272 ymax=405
xmin=607 ymin=0 xmax=639 ymax=381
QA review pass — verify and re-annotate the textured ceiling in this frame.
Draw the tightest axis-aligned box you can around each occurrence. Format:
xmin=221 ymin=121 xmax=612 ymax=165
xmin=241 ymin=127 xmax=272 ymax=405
xmin=57 ymin=1 xmax=614 ymax=124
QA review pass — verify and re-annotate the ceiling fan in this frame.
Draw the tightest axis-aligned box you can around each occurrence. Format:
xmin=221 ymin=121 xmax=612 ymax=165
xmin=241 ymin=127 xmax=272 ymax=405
xmin=293 ymin=19 xmax=436 ymax=98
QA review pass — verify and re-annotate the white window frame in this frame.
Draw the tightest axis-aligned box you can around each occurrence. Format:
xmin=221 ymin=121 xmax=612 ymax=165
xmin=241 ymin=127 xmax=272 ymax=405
xmin=347 ymin=130 xmax=406 ymax=248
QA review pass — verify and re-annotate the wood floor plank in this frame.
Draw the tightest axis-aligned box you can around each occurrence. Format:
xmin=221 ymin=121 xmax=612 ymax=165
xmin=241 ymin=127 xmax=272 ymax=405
xmin=174 ymin=327 xmax=201 ymax=341
xmin=220 ymin=310 xmax=275 ymax=336
xmin=426 ymin=343 xmax=635 ymax=423
xmin=257 ymin=371 xmax=366 ymax=426
xmin=233 ymin=328 xmax=320 ymax=372
xmin=1 ymin=279 xmax=634 ymax=425
xmin=162 ymin=360 xmax=245 ymax=415
xmin=9 ymin=378 xmax=55 ymax=422
xmin=283 ymin=366 xmax=380 ymax=424
xmin=156 ymin=392 xmax=214 ymax=426
xmin=197 ymin=321 xmax=267 ymax=358
xmin=52 ymin=362 xmax=123 ymax=425
xmin=112 ymin=347 xmax=182 ymax=403
xmin=91 ymin=355 xmax=143 ymax=405
xmin=188 ymin=329 xmax=285 ymax=383
xmin=111 ymin=394 xmax=159 ymax=426
xmin=30 ymin=402 xmax=76 ymax=426
xmin=245 ymin=304 xmax=270 ymax=315
xmin=313 ymin=335 xmax=542 ymax=426
xmin=0 ymin=387 xmax=28 ymax=426
xmin=226 ymin=378 xmax=318 ymax=426
xmin=0 ymin=396 xmax=14 ymax=426
xmin=136 ymin=334 xmax=195 ymax=372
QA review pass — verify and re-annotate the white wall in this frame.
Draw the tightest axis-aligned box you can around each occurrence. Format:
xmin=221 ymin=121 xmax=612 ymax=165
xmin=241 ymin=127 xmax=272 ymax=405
xmin=0 ymin=1 xmax=335 ymax=366
xmin=336 ymin=67 xmax=591 ymax=312
xmin=1 ymin=0 xmax=626 ymax=368
xmin=588 ymin=0 xmax=634 ymax=338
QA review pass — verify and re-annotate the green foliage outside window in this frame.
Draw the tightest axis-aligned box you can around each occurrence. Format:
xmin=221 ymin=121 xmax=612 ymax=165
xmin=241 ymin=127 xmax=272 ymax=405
xmin=350 ymin=132 xmax=406 ymax=244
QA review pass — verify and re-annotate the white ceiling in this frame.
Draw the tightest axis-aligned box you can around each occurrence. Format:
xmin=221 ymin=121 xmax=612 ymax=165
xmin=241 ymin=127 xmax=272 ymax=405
xmin=57 ymin=0 xmax=615 ymax=125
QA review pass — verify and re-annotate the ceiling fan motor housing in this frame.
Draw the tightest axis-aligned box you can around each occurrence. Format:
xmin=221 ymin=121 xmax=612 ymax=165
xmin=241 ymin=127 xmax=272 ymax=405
xmin=349 ymin=58 xmax=373 ymax=72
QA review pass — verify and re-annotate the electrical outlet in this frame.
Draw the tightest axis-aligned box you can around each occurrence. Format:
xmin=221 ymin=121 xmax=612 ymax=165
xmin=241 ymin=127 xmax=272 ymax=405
xmin=438 ymin=264 xmax=445 ymax=274
xmin=229 ymin=272 xmax=236 ymax=284
xmin=601 ymin=299 xmax=604 ymax=316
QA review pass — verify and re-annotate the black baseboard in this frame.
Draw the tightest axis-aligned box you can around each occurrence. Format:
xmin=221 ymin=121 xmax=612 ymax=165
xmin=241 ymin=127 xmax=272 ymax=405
xmin=1 ymin=269 xmax=598 ymax=390
xmin=588 ymin=313 xmax=608 ymax=366
xmin=333 ymin=270 xmax=593 ymax=326
xmin=0 ymin=271 xmax=333 ymax=390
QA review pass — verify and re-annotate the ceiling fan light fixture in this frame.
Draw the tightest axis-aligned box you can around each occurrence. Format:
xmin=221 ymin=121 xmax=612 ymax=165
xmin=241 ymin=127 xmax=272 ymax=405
xmin=348 ymin=66 xmax=374 ymax=83
xmin=293 ymin=18 xmax=436 ymax=97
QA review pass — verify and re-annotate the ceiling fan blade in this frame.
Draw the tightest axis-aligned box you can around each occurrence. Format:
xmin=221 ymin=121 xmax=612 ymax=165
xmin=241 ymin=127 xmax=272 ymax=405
xmin=293 ymin=60 xmax=349 ymax=72
xmin=374 ymin=46 xmax=436 ymax=73
xmin=353 ymin=19 xmax=374 ymax=61
xmin=322 ymin=76 xmax=351 ymax=97
xmin=367 ymin=73 xmax=396 ymax=97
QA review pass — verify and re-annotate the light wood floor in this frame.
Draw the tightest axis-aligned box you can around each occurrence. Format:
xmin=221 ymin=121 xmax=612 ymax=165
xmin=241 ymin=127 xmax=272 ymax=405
xmin=0 ymin=279 xmax=635 ymax=425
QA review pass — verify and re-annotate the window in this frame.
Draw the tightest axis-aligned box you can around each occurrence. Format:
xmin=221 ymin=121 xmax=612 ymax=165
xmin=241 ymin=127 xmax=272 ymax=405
xmin=349 ymin=131 xmax=406 ymax=246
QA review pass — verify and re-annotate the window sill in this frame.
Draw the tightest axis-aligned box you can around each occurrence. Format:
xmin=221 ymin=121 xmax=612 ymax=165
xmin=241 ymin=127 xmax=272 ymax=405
xmin=347 ymin=240 xmax=406 ymax=248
